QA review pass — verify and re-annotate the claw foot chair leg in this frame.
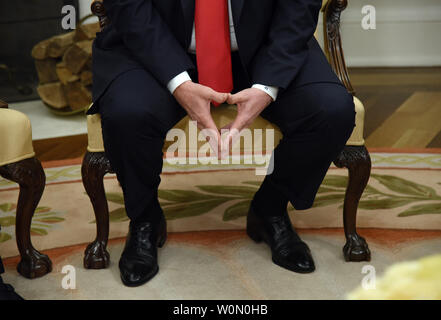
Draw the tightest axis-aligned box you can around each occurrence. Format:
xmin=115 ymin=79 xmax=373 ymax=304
xmin=0 ymin=158 xmax=52 ymax=278
xmin=82 ymin=151 xmax=113 ymax=269
xmin=334 ymin=146 xmax=372 ymax=262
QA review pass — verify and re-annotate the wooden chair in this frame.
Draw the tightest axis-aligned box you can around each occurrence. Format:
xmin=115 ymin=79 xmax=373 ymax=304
xmin=82 ymin=0 xmax=371 ymax=270
xmin=0 ymin=100 xmax=51 ymax=278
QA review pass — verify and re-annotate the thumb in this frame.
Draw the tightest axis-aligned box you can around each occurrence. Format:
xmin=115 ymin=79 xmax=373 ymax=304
xmin=209 ymin=90 xmax=229 ymax=104
xmin=227 ymin=92 xmax=244 ymax=105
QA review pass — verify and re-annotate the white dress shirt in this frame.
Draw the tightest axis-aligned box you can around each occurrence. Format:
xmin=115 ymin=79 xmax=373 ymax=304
xmin=167 ymin=0 xmax=279 ymax=101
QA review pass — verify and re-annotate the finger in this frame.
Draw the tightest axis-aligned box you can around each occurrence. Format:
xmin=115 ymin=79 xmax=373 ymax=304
xmin=219 ymin=123 xmax=232 ymax=160
xmin=226 ymin=92 xmax=245 ymax=105
xmin=221 ymin=116 xmax=245 ymax=159
xmin=200 ymin=129 xmax=220 ymax=158
xmin=205 ymin=131 xmax=221 ymax=159
xmin=201 ymin=117 xmax=221 ymax=158
xmin=209 ymin=90 xmax=229 ymax=104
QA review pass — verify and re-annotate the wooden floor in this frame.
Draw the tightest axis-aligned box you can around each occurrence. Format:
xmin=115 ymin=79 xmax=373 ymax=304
xmin=33 ymin=134 xmax=88 ymax=162
xmin=352 ymin=67 xmax=441 ymax=149
xmin=33 ymin=67 xmax=441 ymax=162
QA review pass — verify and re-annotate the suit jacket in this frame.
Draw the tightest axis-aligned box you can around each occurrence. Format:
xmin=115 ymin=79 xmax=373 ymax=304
xmin=89 ymin=0 xmax=341 ymax=114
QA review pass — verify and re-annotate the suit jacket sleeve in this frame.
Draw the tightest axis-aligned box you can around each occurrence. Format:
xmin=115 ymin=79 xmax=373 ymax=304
xmin=104 ymin=0 xmax=194 ymax=86
xmin=250 ymin=0 xmax=322 ymax=89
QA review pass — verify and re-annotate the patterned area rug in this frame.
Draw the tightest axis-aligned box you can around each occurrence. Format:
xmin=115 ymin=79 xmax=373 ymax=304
xmin=1 ymin=149 xmax=441 ymax=299
xmin=1 ymin=150 xmax=441 ymax=259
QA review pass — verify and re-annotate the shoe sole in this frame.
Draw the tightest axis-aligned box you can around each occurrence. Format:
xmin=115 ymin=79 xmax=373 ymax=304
xmin=272 ymin=257 xmax=315 ymax=274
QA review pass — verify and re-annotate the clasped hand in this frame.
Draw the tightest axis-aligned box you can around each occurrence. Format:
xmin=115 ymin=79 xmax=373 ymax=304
xmin=173 ymin=81 xmax=273 ymax=159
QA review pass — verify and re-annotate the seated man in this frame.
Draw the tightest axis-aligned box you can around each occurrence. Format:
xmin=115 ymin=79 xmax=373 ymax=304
xmin=89 ymin=0 xmax=355 ymax=287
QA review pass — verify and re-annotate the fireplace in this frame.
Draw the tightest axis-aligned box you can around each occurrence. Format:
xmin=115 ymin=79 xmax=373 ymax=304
xmin=0 ymin=0 xmax=79 ymax=102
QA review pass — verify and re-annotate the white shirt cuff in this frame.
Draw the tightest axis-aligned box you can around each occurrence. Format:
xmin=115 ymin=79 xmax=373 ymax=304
xmin=252 ymin=84 xmax=279 ymax=101
xmin=167 ymin=71 xmax=192 ymax=94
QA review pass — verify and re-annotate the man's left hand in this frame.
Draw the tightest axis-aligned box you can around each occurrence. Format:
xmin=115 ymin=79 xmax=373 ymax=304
xmin=222 ymin=88 xmax=273 ymax=157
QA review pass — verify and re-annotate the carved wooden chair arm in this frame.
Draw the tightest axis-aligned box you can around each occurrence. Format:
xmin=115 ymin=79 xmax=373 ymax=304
xmin=322 ymin=0 xmax=355 ymax=95
xmin=91 ymin=0 xmax=108 ymax=29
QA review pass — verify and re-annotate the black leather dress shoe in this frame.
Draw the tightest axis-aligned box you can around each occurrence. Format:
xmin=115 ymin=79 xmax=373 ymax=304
xmin=247 ymin=204 xmax=315 ymax=273
xmin=119 ymin=215 xmax=167 ymax=287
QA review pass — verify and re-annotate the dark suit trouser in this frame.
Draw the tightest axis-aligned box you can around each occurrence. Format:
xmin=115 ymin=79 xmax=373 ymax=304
xmin=97 ymin=53 xmax=356 ymax=222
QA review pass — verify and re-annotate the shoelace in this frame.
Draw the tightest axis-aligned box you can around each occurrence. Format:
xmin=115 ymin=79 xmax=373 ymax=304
xmin=127 ymin=224 xmax=155 ymax=258
xmin=269 ymin=216 xmax=303 ymax=252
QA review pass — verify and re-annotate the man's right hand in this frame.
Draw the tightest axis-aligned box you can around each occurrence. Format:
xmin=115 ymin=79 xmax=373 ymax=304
xmin=173 ymin=81 xmax=229 ymax=157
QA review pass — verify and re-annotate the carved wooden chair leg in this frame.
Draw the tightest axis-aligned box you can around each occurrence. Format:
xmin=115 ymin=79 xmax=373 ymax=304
xmin=0 ymin=157 xmax=52 ymax=278
xmin=82 ymin=151 xmax=113 ymax=269
xmin=334 ymin=145 xmax=371 ymax=262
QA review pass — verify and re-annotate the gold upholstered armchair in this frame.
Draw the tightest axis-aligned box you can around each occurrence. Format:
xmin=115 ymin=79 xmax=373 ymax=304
xmin=82 ymin=0 xmax=371 ymax=269
xmin=0 ymin=100 xmax=51 ymax=278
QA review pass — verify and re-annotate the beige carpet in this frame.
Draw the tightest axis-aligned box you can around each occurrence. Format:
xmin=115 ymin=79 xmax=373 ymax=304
xmin=3 ymin=229 xmax=441 ymax=300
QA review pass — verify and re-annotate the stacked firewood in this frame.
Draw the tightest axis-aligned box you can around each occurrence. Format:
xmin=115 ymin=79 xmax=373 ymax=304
xmin=32 ymin=22 xmax=100 ymax=114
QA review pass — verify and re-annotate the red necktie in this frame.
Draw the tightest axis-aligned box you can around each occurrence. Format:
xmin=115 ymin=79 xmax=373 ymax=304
xmin=195 ymin=0 xmax=233 ymax=102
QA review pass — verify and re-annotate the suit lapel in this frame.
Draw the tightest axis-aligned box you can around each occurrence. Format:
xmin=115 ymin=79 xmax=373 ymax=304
xmin=180 ymin=0 xmax=195 ymax=47
xmin=231 ymin=0 xmax=245 ymax=26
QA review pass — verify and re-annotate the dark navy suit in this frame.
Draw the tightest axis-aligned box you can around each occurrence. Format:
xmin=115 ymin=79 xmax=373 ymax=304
xmin=89 ymin=0 xmax=355 ymax=222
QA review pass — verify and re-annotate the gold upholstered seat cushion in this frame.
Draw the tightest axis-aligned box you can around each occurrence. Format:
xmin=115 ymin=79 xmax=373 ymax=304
xmin=0 ymin=109 xmax=35 ymax=166
xmin=87 ymin=96 xmax=365 ymax=153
